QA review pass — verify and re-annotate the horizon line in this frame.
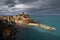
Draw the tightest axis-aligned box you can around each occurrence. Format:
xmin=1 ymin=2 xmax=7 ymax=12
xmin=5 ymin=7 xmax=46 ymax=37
xmin=29 ymin=14 xmax=60 ymax=15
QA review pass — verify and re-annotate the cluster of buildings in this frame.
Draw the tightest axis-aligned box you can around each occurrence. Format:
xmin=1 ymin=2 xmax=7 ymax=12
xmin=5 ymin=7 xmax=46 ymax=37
xmin=0 ymin=12 xmax=32 ymax=24
xmin=0 ymin=12 xmax=30 ymax=40
xmin=0 ymin=12 xmax=56 ymax=40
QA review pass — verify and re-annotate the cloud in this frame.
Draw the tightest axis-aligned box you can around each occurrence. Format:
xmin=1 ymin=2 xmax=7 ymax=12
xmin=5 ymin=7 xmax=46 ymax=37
xmin=14 ymin=4 xmax=36 ymax=9
xmin=4 ymin=0 xmax=15 ymax=5
xmin=24 ymin=0 xmax=60 ymax=14
xmin=15 ymin=0 xmax=38 ymax=4
xmin=0 ymin=0 xmax=60 ymax=15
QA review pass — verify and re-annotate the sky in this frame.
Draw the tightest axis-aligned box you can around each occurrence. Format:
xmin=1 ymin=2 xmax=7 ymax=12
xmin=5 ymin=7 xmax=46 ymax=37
xmin=0 ymin=0 xmax=60 ymax=15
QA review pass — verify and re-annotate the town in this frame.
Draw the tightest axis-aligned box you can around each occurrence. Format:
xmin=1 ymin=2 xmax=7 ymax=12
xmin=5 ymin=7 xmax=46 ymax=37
xmin=0 ymin=12 xmax=56 ymax=30
xmin=0 ymin=12 xmax=56 ymax=40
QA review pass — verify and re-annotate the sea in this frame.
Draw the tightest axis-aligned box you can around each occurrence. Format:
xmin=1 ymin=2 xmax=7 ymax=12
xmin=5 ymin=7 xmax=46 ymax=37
xmin=16 ymin=15 xmax=60 ymax=40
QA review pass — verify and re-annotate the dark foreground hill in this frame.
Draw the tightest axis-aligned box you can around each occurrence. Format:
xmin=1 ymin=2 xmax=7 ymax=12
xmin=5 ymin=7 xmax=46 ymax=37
xmin=0 ymin=20 xmax=19 ymax=40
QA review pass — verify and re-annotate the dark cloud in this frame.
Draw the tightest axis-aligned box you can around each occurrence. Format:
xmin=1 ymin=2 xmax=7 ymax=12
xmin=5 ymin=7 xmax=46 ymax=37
xmin=26 ymin=7 xmax=60 ymax=12
xmin=18 ymin=0 xmax=38 ymax=3
xmin=25 ymin=0 xmax=60 ymax=13
xmin=0 ymin=0 xmax=60 ymax=15
xmin=3 ymin=0 xmax=38 ymax=5
xmin=4 ymin=0 xmax=15 ymax=5
xmin=1 ymin=0 xmax=60 ymax=8
xmin=45 ymin=0 xmax=60 ymax=8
